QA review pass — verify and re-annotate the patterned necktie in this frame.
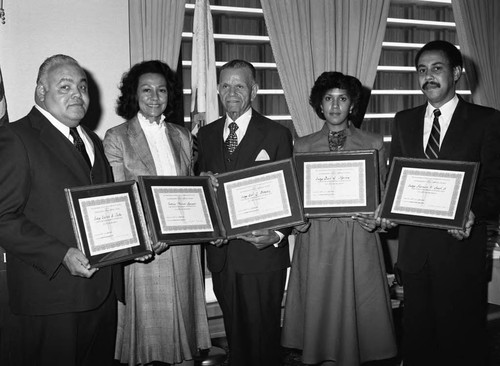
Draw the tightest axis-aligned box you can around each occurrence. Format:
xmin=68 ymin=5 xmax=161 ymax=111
xmin=70 ymin=127 xmax=92 ymax=169
xmin=425 ymin=109 xmax=441 ymax=159
xmin=328 ymin=130 xmax=347 ymax=151
xmin=225 ymin=122 xmax=239 ymax=154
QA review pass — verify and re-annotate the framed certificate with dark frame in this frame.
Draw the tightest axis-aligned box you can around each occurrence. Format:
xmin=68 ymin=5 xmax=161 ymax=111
xmin=138 ymin=176 xmax=225 ymax=245
xmin=294 ymin=150 xmax=380 ymax=217
xmin=215 ymin=158 xmax=305 ymax=239
xmin=65 ymin=181 xmax=152 ymax=268
xmin=379 ymin=157 xmax=479 ymax=230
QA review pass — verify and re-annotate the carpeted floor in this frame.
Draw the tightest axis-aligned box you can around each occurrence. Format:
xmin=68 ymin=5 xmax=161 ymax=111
xmin=113 ymin=306 xmax=500 ymax=365
xmin=208 ymin=304 xmax=500 ymax=366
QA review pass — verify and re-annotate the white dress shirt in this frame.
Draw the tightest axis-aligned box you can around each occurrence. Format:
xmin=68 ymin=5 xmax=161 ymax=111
xmin=223 ymin=108 xmax=252 ymax=145
xmin=422 ymin=95 xmax=459 ymax=151
xmin=35 ymin=104 xmax=95 ymax=165
xmin=137 ymin=112 xmax=177 ymax=175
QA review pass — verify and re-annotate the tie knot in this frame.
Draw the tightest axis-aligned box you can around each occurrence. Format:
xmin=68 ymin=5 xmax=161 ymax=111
xmin=228 ymin=122 xmax=238 ymax=133
xmin=433 ymin=109 xmax=441 ymax=118
xmin=69 ymin=127 xmax=83 ymax=144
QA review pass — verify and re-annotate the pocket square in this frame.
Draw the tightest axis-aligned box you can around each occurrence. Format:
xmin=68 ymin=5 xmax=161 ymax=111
xmin=255 ymin=149 xmax=270 ymax=161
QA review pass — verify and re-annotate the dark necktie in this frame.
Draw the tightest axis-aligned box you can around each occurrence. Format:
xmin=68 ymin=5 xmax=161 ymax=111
xmin=225 ymin=122 xmax=239 ymax=154
xmin=328 ymin=130 xmax=347 ymax=151
xmin=69 ymin=127 xmax=92 ymax=169
xmin=425 ymin=109 xmax=441 ymax=159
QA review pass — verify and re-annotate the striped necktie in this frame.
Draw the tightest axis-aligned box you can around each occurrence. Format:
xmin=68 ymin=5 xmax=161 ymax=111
xmin=425 ymin=109 xmax=441 ymax=159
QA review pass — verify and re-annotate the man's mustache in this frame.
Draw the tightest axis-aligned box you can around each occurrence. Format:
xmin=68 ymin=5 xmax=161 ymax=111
xmin=422 ymin=81 xmax=440 ymax=89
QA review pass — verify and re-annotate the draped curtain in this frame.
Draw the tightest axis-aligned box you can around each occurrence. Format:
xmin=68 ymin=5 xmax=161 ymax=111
xmin=128 ymin=0 xmax=186 ymax=70
xmin=261 ymin=0 xmax=390 ymax=137
xmin=451 ymin=0 xmax=500 ymax=110
xmin=128 ymin=0 xmax=186 ymax=124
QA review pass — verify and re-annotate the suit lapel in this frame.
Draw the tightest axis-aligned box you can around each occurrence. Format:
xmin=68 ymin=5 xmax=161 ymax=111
xmin=206 ymin=118 xmax=227 ymax=172
xmin=439 ymin=98 xmax=467 ymax=158
xmin=165 ymin=123 xmax=189 ymax=176
xmin=235 ymin=110 xmax=265 ymax=168
xmin=29 ymin=108 xmax=90 ymax=183
xmin=85 ymin=127 xmax=111 ymax=184
xmin=127 ymin=117 xmax=156 ymax=175
xmin=410 ymin=105 xmax=427 ymax=158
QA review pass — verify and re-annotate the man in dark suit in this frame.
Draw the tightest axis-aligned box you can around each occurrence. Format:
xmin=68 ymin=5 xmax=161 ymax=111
xmin=197 ymin=59 xmax=293 ymax=366
xmin=0 ymin=54 xmax=121 ymax=366
xmin=380 ymin=41 xmax=500 ymax=365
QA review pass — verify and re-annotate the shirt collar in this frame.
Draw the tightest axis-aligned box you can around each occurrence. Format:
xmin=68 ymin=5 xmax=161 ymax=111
xmin=35 ymin=104 xmax=78 ymax=139
xmin=320 ymin=121 xmax=354 ymax=136
xmin=137 ymin=112 xmax=165 ymax=130
xmin=224 ymin=108 xmax=252 ymax=129
xmin=425 ymin=94 xmax=459 ymax=119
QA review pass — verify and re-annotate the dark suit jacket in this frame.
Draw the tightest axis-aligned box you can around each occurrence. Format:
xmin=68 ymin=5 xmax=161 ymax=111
xmin=390 ymin=97 xmax=500 ymax=274
xmin=197 ymin=110 xmax=293 ymax=274
xmin=0 ymin=107 xmax=121 ymax=316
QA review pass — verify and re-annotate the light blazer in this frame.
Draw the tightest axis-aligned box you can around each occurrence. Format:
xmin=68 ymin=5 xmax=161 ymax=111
xmin=197 ymin=109 xmax=293 ymax=274
xmin=103 ymin=116 xmax=194 ymax=181
xmin=390 ymin=97 xmax=500 ymax=273
xmin=0 ymin=107 xmax=118 ymax=315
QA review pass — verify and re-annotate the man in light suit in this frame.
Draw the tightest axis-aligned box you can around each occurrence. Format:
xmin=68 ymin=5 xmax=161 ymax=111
xmin=380 ymin=40 xmax=500 ymax=365
xmin=0 ymin=54 xmax=121 ymax=366
xmin=197 ymin=59 xmax=293 ymax=366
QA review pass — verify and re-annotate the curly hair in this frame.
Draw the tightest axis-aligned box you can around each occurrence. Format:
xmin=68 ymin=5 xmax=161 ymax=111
xmin=309 ymin=71 xmax=362 ymax=121
xmin=116 ymin=60 xmax=179 ymax=120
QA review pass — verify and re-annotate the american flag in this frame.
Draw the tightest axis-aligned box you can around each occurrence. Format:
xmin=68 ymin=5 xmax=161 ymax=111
xmin=0 ymin=65 xmax=8 ymax=126
xmin=190 ymin=0 xmax=218 ymax=136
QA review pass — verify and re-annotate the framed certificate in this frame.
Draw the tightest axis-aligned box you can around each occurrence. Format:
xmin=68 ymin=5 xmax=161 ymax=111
xmin=65 ymin=181 xmax=152 ymax=268
xmin=138 ymin=176 xmax=225 ymax=245
xmin=294 ymin=150 xmax=380 ymax=217
xmin=215 ymin=158 xmax=305 ymax=238
xmin=379 ymin=158 xmax=479 ymax=230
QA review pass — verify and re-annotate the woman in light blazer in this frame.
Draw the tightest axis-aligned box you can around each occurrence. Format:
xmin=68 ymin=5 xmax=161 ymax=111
xmin=104 ymin=60 xmax=211 ymax=366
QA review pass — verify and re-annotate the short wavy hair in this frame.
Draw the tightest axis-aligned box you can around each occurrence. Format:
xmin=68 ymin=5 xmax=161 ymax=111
xmin=309 ymin=71 xmax=362 ymax=121
xmin=37 ymin=54 xmax=82 ymax=85
xmin=219 ymin=59 xmax=257 ymax=84
xmin=116 ymin=60 xmax=179 ymax=120
xmin=415 ymin=40 xmax=463 ymax=70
